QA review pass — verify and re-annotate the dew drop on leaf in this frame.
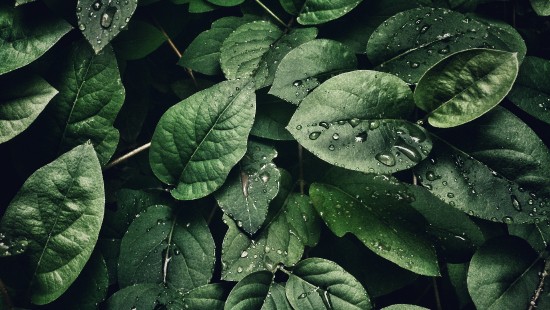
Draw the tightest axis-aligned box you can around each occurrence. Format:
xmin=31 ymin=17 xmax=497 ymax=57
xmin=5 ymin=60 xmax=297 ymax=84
xmin=375 ymin=151 xmax=396 ymax=167
xmin=319 ymin=122 xmax=330 ymax=129
xmin=332 ymin=133 xmax=339 ymax=140
xmin=502 ymin=216 xmax=514 ymax=224
xmin=100 ymin=6 xmax=117 ymax=29
xmin=511 ymin=195 xmax=522 ymax=211
xmin=355 ymin=131 xmax=367 ymax=143
xmin=328 ymin=144 xmax=335 ymax=151
xmin=92 ymin=0 xmax=103 ymax=11
xmin=309 ymin=132 xmax=321 ymax=140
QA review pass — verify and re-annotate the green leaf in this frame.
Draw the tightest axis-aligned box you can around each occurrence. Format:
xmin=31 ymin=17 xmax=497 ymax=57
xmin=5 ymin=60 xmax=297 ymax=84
xmin=0 ymin=232 xmax=29 ymax=257
xmin=179 ymin=15 xmax=259 ymax=76
xmin=381 ymin=305 xmax=429 ymax=310
xmin=220 ymin=22 xmax=318 ymax=89
xmin=112 ymin=20 xmax=166 ymax=60
xmin=15 ymin=0 xmax=37 ymax=6
xmin=297 ymin=0 xmax=363 ymax=25
xmin=263 ymin=282 xmax=292 ymax=310
xmin=509 ymin=223 xmax=550 ymax=254
xmin=149 ymin=79 xmax=256 ymax=200
xmin=224 ymin=271 xmax=273 ymax=309
xmin=269 ymin=39 xmax=357 ymax=105
xmin=414 ymin=48 xmax=518 ymax=128
xmin=181 ymin=284 xmax=227 ymax=310
xmin=215 ymin=141 xmax=281 ymax=235
xmin=0 ymin=3 xmax=72 ymax=76
xmin=0 ymin=74 xmax=57 ymax=144
xmin=77 ymin=0 xmax=138 ymax=53
xmin=207 ymin=0 xmax=244 ymax=6
xmin=467 ymin=236 xmax=542 ymax=310
xmin=367 ymin=7 xmax=523 ymax=83
xmin=0 ymin=142 xmax=104 ymax=305
xmin=287 ymin=70 xmax=431 ymax=174
xmin=221 ymin=193 xmax=320 ymax=281
xmin=279 ymin=0 xmax=302 ymax=15
xmin=40 ymin=40 xmax=125 ymax=166
xmin=250 ymin=97 xmax=295 ymax=141
xmin=105 ymin=283 xmax=167 ymax=310
xmin=285 ymin=258 xmax=372 ymax=310
xmin=118 ymin=205 xmax=215 ymax=292
xmin=310 ymin=174 xmax=440 ymax=276
xmin=508 ymin=56 xmax=550 ymax=125
xmin=530 ymin=0 xmax=550 ymax=16
xmin=414 ymin=107 xmax=550 ymax=224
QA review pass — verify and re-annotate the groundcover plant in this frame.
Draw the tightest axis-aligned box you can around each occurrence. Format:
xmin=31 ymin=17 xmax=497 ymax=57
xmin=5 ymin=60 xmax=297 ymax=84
xmin=1 ymin=0 xmax=550 ymax=309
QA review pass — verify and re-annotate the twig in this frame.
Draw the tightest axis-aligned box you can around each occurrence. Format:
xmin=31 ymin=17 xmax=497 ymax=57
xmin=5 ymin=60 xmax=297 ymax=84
xmin=528 ymin=259 xmax=550 ymax=310
xmin=255 ymin=0 xmax=287 ymax=28
xmin=207 ymin=204 xmax=218 ymax=225
xmin=103 ymin=142 xmax=151 ymax=171
xmin=433 ymin=277 xmax=443 ymax=310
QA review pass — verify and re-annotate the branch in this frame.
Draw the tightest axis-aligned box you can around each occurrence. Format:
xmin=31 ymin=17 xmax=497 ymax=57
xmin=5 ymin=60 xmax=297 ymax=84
xmin=529 ymin=258 xmax=550 ymax=310
xmin=255 ymin=0 xmax=287 ymax=28
xmin=103 ymin=142 xmax=151 ymax=171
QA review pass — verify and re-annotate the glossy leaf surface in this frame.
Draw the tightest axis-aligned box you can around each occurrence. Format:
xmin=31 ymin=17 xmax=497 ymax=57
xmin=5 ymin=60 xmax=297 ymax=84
xmin=297 ymin=0 xmax=363 ymax=25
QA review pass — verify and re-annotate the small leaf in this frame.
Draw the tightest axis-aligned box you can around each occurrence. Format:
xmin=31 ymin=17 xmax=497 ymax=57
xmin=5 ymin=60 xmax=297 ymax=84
xmin=269 ymin=39 xmax=357 ymax=105
xmin=367 ymin=7 xmax=523 ymax=83
xmin=149 ymin=79 xmax=256 ymax=200
xmin=0 ymin=74 xmax=57 ymax=144
xmin=0 ymin=3 xmax=72 ymax=76
xmin=287 ymin=70 xmax=431 ymax=174
xmin=179 ymin=15 xmax=259 ymax=76
xmin=508 ymin=56 xmax=550 ymax=125
xmin=77 ymin=0 xmax=138 ymax=53
xmin=224 ymin=271 xmax=273 ymax=309
xmin=530 ymin=0 xmax=550 ymax=16
xmin=105 ymin=283 xmax=170 ymax=310
xmin=181 ymin=284 xmax=227 ymax=310
xmin=297 ymin=0 xmax=363 ymax=25
xmin=286 ymin=258 xmax=372 ymax=310
xmin=221 ymin=193 xmax=320 ymax=281
xmin=263 ymin=282 xmax=292 ymax=310
xmin=0 ymin=142 xmax=104 ymax=305
xmin=381 ymin=305 xmax=429 ymax=310
xmin=310 ymin=173 xmax=440 ymax=276
xmin=215 ymin=141 xmax=281 ymax=235
xmin=467 ymin=236 xmax=542 ymax=310
xmin=118 ymin=205 xmax=215 ymax=292
xmin=414 ymin=48 xmax=518 ymax=128
xmin=250 ymin=97 xmax=295 ymax=141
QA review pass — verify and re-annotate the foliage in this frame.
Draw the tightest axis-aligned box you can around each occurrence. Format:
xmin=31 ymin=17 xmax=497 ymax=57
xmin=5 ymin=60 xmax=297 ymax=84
xmin=1 ymin=0 xmax=550 ymax=309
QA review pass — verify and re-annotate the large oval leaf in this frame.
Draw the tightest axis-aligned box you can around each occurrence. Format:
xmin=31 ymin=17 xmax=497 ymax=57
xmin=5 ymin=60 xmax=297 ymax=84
xmin=149 ymin=79 xmax=256 ymax=200
xmin=297 ymin=0 xmax=363 ymax=25
xmin=287 ymin=70 xmax=431 ymax=174
xmin=467 ymin=236 xmax=542 ymax=309
xmin=508 ymin=56 xmax=550 ymax=125
xmin=0 ymin=3 xmax=72 ymax=76
xmin=0 ymin=142 xmax=104 ymax=305
xmin=285 ymin=258 xmax=372 ymax=310
xmin=215 ymin=141 xmax=281 ymax=235
xmin=269 ymin=39 xmax=357 ymax=105
xmin=366 ymin=7 xmax=523 ymax=83
xmin=0 ymin=74 xmax=57 ymax=144
xmin=77 ymin=0 xmax=138 ymax=53
xmin=224 ymin=271 xmax=272 ymax=309
xmin=118 ymin=205 xmax=215 ymax=292
xmin=414 ymin=48 xmax=518 ymax=128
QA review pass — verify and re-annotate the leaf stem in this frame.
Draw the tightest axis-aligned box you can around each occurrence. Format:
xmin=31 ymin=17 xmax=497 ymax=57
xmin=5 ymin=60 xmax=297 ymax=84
xmin=528 ymin=258 xmax=550 ymax=310
xmin=103 ymin=142 xmax=151 ymax=170
xmin=277 ymin=264 xmax=293 ymax=276
xmin=433 ymin=277 xmax=443 ymax=310
xmin=255 ymin=0 xmax=287 ymax=28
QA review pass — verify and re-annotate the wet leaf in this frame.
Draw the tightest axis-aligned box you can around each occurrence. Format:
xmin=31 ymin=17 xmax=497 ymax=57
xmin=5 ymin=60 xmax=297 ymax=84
xmin=112 ymin=20 xmax=166 ymax=60
xmin=149 ymin=79 xmax=255 ymax=200
xmin=287 ymin=70 xmax=431 ymax=174
xmin=77 ymin=0 xmax=138 ymax=53
xmin=297 ymin=0 xmax=363 ymax=25
xmin=414 ymin=48 xmax=518 ymax=128
xmin=0 ymin=142 xmax=104 ymax=305
xmin=118 ymin=205 xmax=215 ymax=292
xmin=215 ymin=141 xmax=281 ymax=235
xmin=285 ymin=258 xmax=372 ymax=310
xmin=0 ymin=232 xmax=29 ymax=257
xmin=530 ymin=0 xmax=550 ymax=16
xmin=224 ymin=271 xmax=273 ymax=309
xmin=250 ymin=98 xmax=295 ymax=141
xmin=269 ymin=39 xmax=357 ymax=105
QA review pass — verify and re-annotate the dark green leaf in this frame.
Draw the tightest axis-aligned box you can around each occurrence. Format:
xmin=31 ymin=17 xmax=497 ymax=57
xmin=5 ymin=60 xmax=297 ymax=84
xmin=15 ymin=0 xmax=37 ymax=6
xmin=269 ymin=39 xmax=357 ymax=105
xmin=149 ymin=79 xmax=255 ymax=200
xmin=0 ymin=3 xmax=72 ymax=75
xmin=112 ymin=20 xmax=166 ymax=60
xmin=263 ymin=282 xmax=292 ymax=310
xmin=77 ymin=0 xmax=138 ymax=53
xmin=279 ymin=0 xmax=302 ymax=15
xmin=105 ymin=283 xmax=171 ymax=310
xmin=297 ymin=0 xmax=363 ymax=25
xmin=221 ymin=194 xmax=320 ymax=281
xmin=530 ymin=0 xmax=550 ymax=16
xmin=287 ymin=70 xmax=431 ymax=174
xmin=215 ymin=141 xmax=281 ymax=235
xmin=286 ymin=258 xmax=372 ymax=310
xmin=207 ymin=0 xmax=244 ymax=6
xmin=179 ymin=15 xmax=259 ymax=76
xmin=508 ymin=223 xmax=550 ymax=254
xmin=224 ymin=271 xmax=273 ymax=309
xmin=508 ymin=56 xmax=550 ymax=125
xmin=118 ymin=205 xmax=215 ymax=292
xmin=367 ymin=7 xmax=523 ymax=83
xmin=0 ymin=74 xmax=57 ymax=144
xmin=181 ymin=284 xmax=227 ymax=310
xmin=381 ymin=305 xmax=429 ymax=310
xmin=250 ymin=97 xmax=295 ymax=141
xmin=0 ymin=142 xmax=104 ymax=305
xmin=467 ymin=236 xmax=542 ymax=310
xmin=414 ymin=48 xmax=518 ymax=128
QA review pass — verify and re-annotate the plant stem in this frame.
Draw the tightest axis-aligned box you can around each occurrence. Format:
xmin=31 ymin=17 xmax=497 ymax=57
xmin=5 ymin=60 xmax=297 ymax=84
xmin=529 ymin=258 xmax=550 ymax=310
xmin=277 ymin=265 xmax=293 ymax=276
xmin=255 ymin=0 xmax=287 ymax=28
xmin=206 ymin=204 xmax=218 ymax=225
xmin=103 ymin=142 xmax=151 ymax=171
xmin=433 ymin=277 xmax=443 ymax=310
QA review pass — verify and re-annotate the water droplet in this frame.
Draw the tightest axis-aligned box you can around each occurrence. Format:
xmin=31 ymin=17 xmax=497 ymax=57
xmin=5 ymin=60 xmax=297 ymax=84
xmin=410 ymin=62 xmax=420 ymax=68
xmin=349 ymin=118 xmax=361 ymax=127
xmin=368 ymin=120 xmax=380 ymax=130
xmin=92 ymin=0 xmax=103 ymax=10
xmin=447 ymin=193 xmax=454 ymax=198
xmin=375 ymin=151 xmax=396 ymax=167
xmin=237 ymin=267 xmax=243 ymax=273
xmin=438 ymin=46 xmax=450 ymax=54
xmin=319 ymin=122 xmax=330 ymax=129
xmin=293 ymin=80 xmax=302 ymax=87
xmin=502 ymin=216 xmax=514 ymax=224
xmin=511 ymin=195 xmax=522 ymax=211
xmin=309 ymin=132 xmax=321 ymax=140
xmin=328 ymin=144 xmax=335 ymax=151
xmin=296 ymin=125 xmax=302 ymax=130
xmin=355 ymin=131 xmax=367 ymax=143
xmin=237 ymin=221 xmax=243 ymax=227
xmin=426 ymin=171 xmax=437 ymax=181
xmin=259 ymin=172 xmax=270 ymax=183
xmin=420 ymin=25 xmax=430 ymax=33
xmin=100 ymin=6 xmax=117 ymax=29
xmin=332 ymin=133 xmax=339 ymax=140
xmin=394 ymin=137 xmax=422 ymax=163
xmin=298 ymin=293 xmax=308 ymax=299
xmin=240 ymin=251 xmax=248 ymax=258
xmin=79 ymin=24 xmax=86 ymax=31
